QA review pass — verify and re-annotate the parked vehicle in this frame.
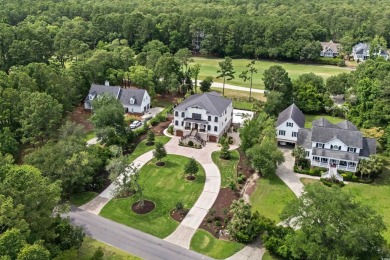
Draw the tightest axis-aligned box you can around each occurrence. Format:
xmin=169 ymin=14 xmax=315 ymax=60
xmin=129 ymin=120 xmax=142 ymax=129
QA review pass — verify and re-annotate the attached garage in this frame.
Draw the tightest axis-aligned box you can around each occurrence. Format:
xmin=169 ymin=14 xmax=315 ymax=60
xmin=176 ymin=130 xmax=183 ymax=137
xmin=208 ymin=135 xmax=217 ymax=142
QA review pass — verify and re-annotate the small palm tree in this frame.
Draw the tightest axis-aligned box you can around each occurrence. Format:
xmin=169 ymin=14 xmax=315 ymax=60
xmin=292 ymin=146 xmax=306 ymax=166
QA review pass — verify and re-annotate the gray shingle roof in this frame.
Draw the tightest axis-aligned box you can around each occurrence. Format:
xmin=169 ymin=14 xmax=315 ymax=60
xmin=321 ymin=41 xmax=340 ymax=53
xmin=312 ymin=148 xmax=359 ymax=162
xmin=297 ymin=128 xmax=312 ymax=149
xmin=311 ymin=126 xmax=363 ymax=148
xmin=312 ymin=118 xmax=339 ymax=128
xmin=84 ymin=84 xmax=121 ymax=106
xmin=174 ymin=92 xmax=232 ymax=116
xmin=337 ymin=120 xmax=358 ymax=131
xmin=276 ymin=103 xmax=305 ymax=128
xmin=119 ymin=88 xmax=146 ymax=106
xmin=359 ymin=137 xmax=377 ymax=157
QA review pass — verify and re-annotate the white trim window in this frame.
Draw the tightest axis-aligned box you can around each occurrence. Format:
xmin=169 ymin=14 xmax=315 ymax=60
xmin=286 ymin=122 xmax=293 ymax=127
xmin=292 ymin=132 xmax=298 ymax=137
xmin=316 ymin=143 xmax=325 ymax=148
xmin=348 ymin=147 xmax=357 ymax=153
xmin=279 ymin=130 xmax=286 ymax=136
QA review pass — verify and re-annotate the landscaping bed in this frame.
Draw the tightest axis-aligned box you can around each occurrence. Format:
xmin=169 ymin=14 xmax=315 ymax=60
xmin=100 ymin=155 xmax=205 ymax=238
xmin=199 ymin=188 xmax=239 ymax=238
xmin=237 ymin=148 xmax=255 ymax=179
xmin=69 ymin=104 xmax=94 ymax=132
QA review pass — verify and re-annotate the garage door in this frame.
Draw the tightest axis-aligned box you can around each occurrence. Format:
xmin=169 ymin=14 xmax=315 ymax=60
xmin=176 ymin=130 xmax=183 ymax=137
xmin=208 ymin=135 xmax=217 ymax=142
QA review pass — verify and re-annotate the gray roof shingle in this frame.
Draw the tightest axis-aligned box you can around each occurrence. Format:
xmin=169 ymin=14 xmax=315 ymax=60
xmin=359 ymin=137 xmax=377 ymax=157
xmin=321 ymin=41 xmax=340 ymax=53
xmin=311 ymin=126 xmax=363 ymax=148
xmin=276 ymin=103 xmax=305 ymax=128
xmin=312 ymin=148 xmax=359 ymax=161
xmin=84 ymin=84 xmax=121 ymax=106
xmin=337 ymin=120 xmax=359 ymax=131
xmin=297 ymin=128 xmax=312 ymax=149
xmin=174 ymin=92 xmax=232 ymax=116
xmin=119 ymin=88 xmax=146 ymax=106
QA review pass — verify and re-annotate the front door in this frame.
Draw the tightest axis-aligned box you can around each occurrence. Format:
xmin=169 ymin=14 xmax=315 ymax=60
xmin=194 ymin=123 xmax=198 ymax=129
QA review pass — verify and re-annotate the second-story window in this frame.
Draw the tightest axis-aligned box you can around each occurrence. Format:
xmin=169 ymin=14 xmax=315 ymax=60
xmin=286 ymin=122 xmax=293 ymax=127
xmin=214 ymin=117 xmax=218 ymax=122
xmin=214 ymin=126 xmax=218 ymax=132
xmin=181 ymin=112 xmax=185 ymax=117
xmin=208 ymin=116 xmax=211 ymax=121
xmin=175 ymin=111 xmax=178 ymax=117
xmin=292 ymin=132 xmax=298 ymax=137
xmin=192 ymin=113 xmax=201 ymax=120
xmin=279 ymin=130 xmax=286 ymax=136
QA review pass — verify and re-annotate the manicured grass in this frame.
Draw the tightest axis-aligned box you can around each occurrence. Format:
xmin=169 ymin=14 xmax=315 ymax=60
xmin=299 ymin=177 xmax=317 ymax=186
xmin=212 ymin=150 xmax=240 ymax=188
xmin=233 ymin=100 xmax=253 ymax=110
xmin=300 ymin=158 xmax=390 ymax=242
xmin=70 ymin=191 xmax=98 ymax=206
xmin=304 ymin=114 xmax=344 ymax=128
xmin=262 ymin=251 xmax=282 ymax=260
xmin=192 ymin=57 xmax=351 ymax=89
xmin=127 ymin=136 xmax=171 ymax=163
xmin=84 ymin=131 xmax=96 ymax=142
xmin=210 ymin=87 xmax=266 ymax=101
xmin=250 ymin=173 xmax=297 ymax=222
xmin=100 ymin=155 xmax=205 ymax=238
xmin=190 ymin=229 xmax=244 ymax=259
xmin=77 ymin=236 xmax=140 ymax=260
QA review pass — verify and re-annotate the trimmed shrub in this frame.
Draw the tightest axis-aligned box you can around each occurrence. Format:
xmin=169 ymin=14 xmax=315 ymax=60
xmin=175 ymin=201 xmax=184 ymax=210
xmin=188 ymin=140 xmax=194 ymax=147
xmin=167 ymin=125 xmax=174 ymax=135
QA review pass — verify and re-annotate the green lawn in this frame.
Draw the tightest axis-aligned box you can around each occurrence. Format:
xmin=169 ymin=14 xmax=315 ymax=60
xmin=250 ymin=173 xmax=297 ymax=222
xmin=70 ymin=191 xmax=98 ymax=206
xmin=212 ymin=150 xmax=240 ymax=188
xmin=233 ymin=100 xmax=253 ymax=110
xmin=127 ymin=135 xmax=171 ymax=163
xmin=77 ymin=236 xmax=140 ymax=260
xmin=262 ymin=251 xmax=282 ymax=260
xmin=304 ymin=114 xmax=344 ymax=128
xmin=100 ymin=154 xmax=205 ymax=238
xmin=192 ymin=57 xmax=351 ymax=89
xmin=190 ymin=229 xmax=244 ymax=259
xmin=84 ymin=131 xmax=96 ymax=142
xmin=300 ymin=159 xmax=390 ymax=242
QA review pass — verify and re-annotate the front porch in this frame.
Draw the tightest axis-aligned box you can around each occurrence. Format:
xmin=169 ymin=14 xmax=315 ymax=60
xmin=311 ymin=157 xmax=357 ymax=172
xmin=183 ymin=120 xmax=208 ymax=133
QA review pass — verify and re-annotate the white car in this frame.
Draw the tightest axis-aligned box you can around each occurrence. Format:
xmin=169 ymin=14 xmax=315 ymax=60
xmin=129 ymin=120 xmax=142 ymax=129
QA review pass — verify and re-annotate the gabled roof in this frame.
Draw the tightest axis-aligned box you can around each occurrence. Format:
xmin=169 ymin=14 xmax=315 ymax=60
xmin=174 ymin=92 xmax=232 ymax=116
xmin=276 ymin=103 xmax=305 ymax=128
xmin=320 ymin=40 xmax=340 ymax=53
xmin=311 ymin=120 xmax=363 ymax=148
xmin=353 ymin=43 xmax=369 ymax=55
xmin=84 ymin=84 xmax=121 ymax=105
xmin=119 ymin=88 xmax=146 ymax=106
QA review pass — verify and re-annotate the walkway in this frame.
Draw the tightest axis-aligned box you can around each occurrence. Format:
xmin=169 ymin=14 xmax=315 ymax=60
xmin=67 ymin=207 xmax=212 ymax=260
xmin=211 ymin=82 xmax=265 ymax=94
xmin=80 ymin=151 xmax=153 ymax=214
xmin=81 ymin=132 xmax=238 ymax=250
xmin=164 ymin=137 xmax=238 ymax=249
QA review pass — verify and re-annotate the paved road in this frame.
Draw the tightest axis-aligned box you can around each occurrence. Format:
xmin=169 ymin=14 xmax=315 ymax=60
xmin=67 ymin=207 xmax=212 ymax=260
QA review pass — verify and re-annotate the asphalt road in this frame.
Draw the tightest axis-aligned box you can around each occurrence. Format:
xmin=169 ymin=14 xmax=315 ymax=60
xmin=66 ymin=208 xmax=212 ymax=260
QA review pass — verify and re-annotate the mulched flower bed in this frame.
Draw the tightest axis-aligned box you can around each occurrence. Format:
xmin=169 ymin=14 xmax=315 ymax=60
xmin=131 ymin=200 xmax=155 ymax=214
xmin=237 ymin=148 xmax=255 ymax=179
xmin=199 ymin=188 xmax=240 ymax=238
xmin=170 ymin=208 xmax=189 ymax=222
xmin=186 ymin=175 xmax=196 ymax=181
xmin=156 ymin=161 xmax=166 ymax=167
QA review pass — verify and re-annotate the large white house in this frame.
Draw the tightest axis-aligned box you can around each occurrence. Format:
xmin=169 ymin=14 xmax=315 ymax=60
xmin=320 ymin=40 xmax=340 ymax=58
xmin=173 ymin=92 xmax=233 ymax=143
xmin=276 ymin=104 xmax=305 ymax=145
xmin=84 ymin=83 xmax=150 ymax=114
xmin=276 ymin=104 xmax=377 ymax=172
xmin=352 ymin=42 xmax=389 ymax=62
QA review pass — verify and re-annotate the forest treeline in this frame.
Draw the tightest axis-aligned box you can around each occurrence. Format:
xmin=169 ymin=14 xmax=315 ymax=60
xmin=1 ymin=0 xmax=390 ymax=70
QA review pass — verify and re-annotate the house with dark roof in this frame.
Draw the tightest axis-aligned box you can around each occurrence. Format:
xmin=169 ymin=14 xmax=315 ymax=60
xmin=320 ymin=40 xmax=340 ymax=58
xmin=297 ymin=118 xmax=376 ymax=172
xmin=173 ymin=92 xmax=233 ymax=142
xmin=276 ymin=104 xmax=305 ymax=144
xmin=84 ymin=83 xmax=150 ymax=114
xmin=352 ymin=42 xmax=389 ymax=62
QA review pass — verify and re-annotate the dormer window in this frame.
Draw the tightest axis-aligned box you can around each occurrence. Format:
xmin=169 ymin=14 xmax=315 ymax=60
xmin=130 ymin=97 xmax=135 ymax=104
xmin=88 ymin=94 xmax=95 ymax=100
xmin=348 ymin=147 xmax=357 ymax=153
xmin=316 ymin=143 xmax=325 ymax=148
xmin=331 ymin=145 xmax=341 ymax=150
